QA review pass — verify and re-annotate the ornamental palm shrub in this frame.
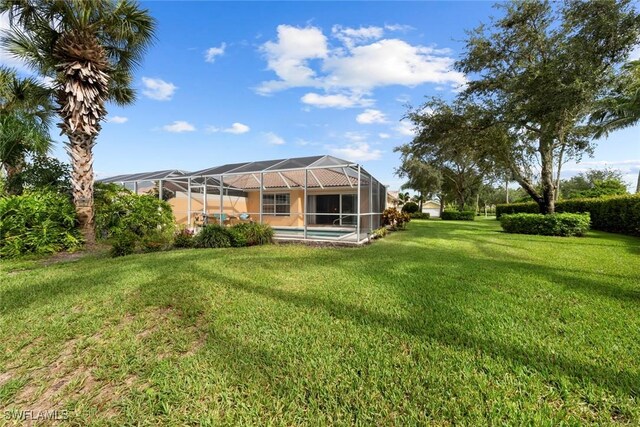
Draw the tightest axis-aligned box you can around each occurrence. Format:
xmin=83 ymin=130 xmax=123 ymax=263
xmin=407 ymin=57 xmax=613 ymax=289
xmin=230 ymin=223 xmax=274 ymax=246
xmin=194 ymin=224 xmax=232 ymax=249
xmin=0 ymin=191 xmax=82 ymax=258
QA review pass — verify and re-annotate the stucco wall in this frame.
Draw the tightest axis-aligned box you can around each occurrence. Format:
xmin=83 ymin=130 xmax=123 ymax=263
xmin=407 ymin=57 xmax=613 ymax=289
xmin=246 ymin=189 xmax=305 ymax=227
xmin=169 ymin=192 xmax=248 ymax=225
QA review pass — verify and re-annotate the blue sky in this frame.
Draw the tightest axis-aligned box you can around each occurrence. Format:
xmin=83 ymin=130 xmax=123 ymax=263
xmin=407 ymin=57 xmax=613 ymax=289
xmin=2 ymin=1 xmax=639 ymax=189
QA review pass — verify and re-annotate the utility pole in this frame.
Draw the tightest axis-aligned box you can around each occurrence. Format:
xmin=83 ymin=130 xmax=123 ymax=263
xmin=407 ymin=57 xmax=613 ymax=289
xmin=636 ymin=170 xmax=640 ymax=194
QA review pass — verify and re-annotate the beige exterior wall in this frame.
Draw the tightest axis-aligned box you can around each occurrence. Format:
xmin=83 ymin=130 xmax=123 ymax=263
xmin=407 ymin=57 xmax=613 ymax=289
xmin=246 ymin=189 xmax=305 ymax=227
xmin=169 ymin=192 xmax=248 ymax=225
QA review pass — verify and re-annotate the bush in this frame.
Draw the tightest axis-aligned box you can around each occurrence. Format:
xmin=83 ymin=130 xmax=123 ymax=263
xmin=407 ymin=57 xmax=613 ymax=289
xmin=7 ymin=156 xmax=72 ymax=196
xmin=372 ymin=227 xmax=387 ymax=239
xmin=496 ymin=195 xmax=640 ymax=236
xmin=410 ymin=212 xmax=430 ymax=220
xmin=227 ymin=227 xmax=248 ymax=247
xmin=173 ymin=228 xmax=195 ymax=248
xmin=230 ymin=222 xmax=274 ymax=246
xmin=194 ymin=224 xmax=232 ymax=248
xmin=110 ymin=232 xmax=136 ymax=257
xmin=401 ymin=201 xmax=419 ymax=214
xmin=383 ymin=207 xmax=411 ymax=230
xmin=0 ymin=191 xmax=82 ymax=258
xmin=441 ymin=210 xmax=476 ymax=221
xmin=95 ymin=183 xmax=175 ymax=256
xmin=500 ymin=213 xmax=591 ymax=237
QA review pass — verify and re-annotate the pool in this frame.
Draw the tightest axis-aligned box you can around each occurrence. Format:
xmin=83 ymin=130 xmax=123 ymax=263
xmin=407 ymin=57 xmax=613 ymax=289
xmin=272 ymin=227 xmax=357 ymax=240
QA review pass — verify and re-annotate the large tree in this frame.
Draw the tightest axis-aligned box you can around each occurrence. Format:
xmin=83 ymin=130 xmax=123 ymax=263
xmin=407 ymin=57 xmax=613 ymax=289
xmin=0 ymin=66 xmax=53 ymax=193
xmin=1 ymin=0 xmax=156 ymax=243
xmin=397 ymin=98 xmax=498 ymax=211
xmin=457 ymin=0 xmax=640 ymax=214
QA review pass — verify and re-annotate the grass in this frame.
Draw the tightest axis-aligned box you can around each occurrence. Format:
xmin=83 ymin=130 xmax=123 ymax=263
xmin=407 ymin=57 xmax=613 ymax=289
xmin=1 ymin=218 xmax=639 ymax=425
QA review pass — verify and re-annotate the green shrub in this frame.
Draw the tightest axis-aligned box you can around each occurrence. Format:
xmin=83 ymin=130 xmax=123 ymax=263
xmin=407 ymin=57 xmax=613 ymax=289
xmin=496 ymin=195 xmax=640 ymax=236
xmin=410 ymin=212 xmax=430 ymax=219
xmin=372 ymin=227 xmax=387 ymax=239
xmin=194 ymin=224 xmax=232 ymax=248
xmin=95 ymin=183 xmax=175 ymax=256
xmin=401 ymin=202 xmax=419 ymax=214
xmin=383 ymin=207 xmax=411 ymax=230
xmin=110 ymin=232 xmax=136 ymax=257
xmin=500 ymin=213 xmax=591 ymax=237
xmin=441 ymin=210 xmax=476 ymax=221
xmin=227 ymin=227 xmax=248 ymax=247
xmin=230 ymin=222 xmax=274 ymax=246
xmin=0 ymin=191 xmax=82 ymax=258
xmin=173 ymin=228 xmax=195 ymax=248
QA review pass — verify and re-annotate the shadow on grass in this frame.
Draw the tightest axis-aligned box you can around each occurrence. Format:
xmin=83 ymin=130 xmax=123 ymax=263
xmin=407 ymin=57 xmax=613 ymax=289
xmin=181 ymin=261 xmax=639 ymax=400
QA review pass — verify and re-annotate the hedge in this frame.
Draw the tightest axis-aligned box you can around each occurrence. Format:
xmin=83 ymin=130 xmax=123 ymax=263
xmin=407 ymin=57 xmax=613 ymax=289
xmin=410 ymin=212 xmax=431 ymax=220
xmin=496 ymin=194 xmax=640 ymax=236
xmin=441 ymin=210 xmax=475 ymax=221
xmin=500 ymin=213 xmax=591 ymax=237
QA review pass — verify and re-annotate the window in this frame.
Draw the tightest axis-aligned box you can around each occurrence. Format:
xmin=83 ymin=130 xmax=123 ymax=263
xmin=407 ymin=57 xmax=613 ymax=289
xmin=262 ymin=193 xmax=290 ymax=216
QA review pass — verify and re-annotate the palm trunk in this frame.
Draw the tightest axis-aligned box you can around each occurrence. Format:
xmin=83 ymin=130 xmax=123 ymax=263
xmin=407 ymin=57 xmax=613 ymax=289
xmin=4 ymin=161 xmax=24 ymax=195
xmin=68 ymin=133 xmax=96 ymax=245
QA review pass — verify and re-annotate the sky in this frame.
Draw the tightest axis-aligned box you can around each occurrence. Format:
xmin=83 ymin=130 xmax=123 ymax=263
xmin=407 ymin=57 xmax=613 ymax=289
xmin=1 ymin=1 xmax=639 ymax=190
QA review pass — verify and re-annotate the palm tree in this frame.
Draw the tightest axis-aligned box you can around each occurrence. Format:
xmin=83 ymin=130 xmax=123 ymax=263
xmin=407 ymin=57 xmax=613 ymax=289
xmin=397 ymin=191 xmax=410 ymax=206
xmin=591 ymin=60 xmax=640 ymax=138
xmin=1 ymin=0 xmax=156 ymax=244
xmin=0 ymin=66 xmax=53 ymax=194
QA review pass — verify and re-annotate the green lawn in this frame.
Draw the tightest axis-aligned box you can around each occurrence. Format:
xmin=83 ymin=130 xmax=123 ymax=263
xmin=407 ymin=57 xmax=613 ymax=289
xmin=1 ymin=218 xmax=639 ymax=425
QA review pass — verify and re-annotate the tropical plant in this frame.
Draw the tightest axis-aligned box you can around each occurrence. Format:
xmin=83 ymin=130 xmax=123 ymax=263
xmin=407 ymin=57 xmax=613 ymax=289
xmin=94 ymin=183 xmax=174 ymax=242
xmin=591 ymin=60 xmax=640 ymax=137
xmin=0 ymin=190 xmax=82 ymax=258
xmin=6 ymin=155 xmax=72 ymax=195
xmin=1 ymin=0 xmax=156 ymax=244
xmin=229 ymin=222 xmax=274 ymax=246
xmin=194 ymin=224 xmax=233 ymax=249
xmin=0 ymin=67 xmax=54 ymax=193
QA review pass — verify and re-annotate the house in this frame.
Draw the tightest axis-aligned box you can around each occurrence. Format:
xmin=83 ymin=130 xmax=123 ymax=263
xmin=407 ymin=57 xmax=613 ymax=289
xmin=99 ymin=155 xmax=387 ymax=244
xmin=422 ymin=200 xmax=441 ymax=218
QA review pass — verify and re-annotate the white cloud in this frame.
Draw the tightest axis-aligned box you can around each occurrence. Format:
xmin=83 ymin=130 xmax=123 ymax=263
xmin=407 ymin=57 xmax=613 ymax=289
xmin=257 ymin=25 xmax=328 ymax=95
xmin=256 ymin=25 xmax=466 ymax=106
xmin=207 ymin=122 xmax=251 ymax=134
xmin=301 ymin=92 xmax=374 ymax=109
xmin=224 ymin=122 xmax=250 ymax=134
xmin=265 ymin=132 xmax=285 ymax=145
xmin=344 ymin=131 xmax=368 ymax=143
xmin=356 ymin=109 xmax=388 ymax=124
xmin=395 ymin=120 xmax=416 ymax=136
xmin=109 ymin=116 xmax=128 ymax=124
xmin=331 ymin=25 xmax=384 ymax=49
xmin=142 ymin=77 xmax=177 ymax=101
xmin=378 ymin=133 xmax=391 ymax=139
xmin=163 ymin=121 xmax=195 ymax=133
xmin=330 ymin=142 xmax=382 ymax=161
xmin=322 ymin=39 xmax=465 ymax=90
xmin=205 ymin=43 xmax=226 ymax=63
xmin=384 ymin=24 xmax=415 ymax=32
